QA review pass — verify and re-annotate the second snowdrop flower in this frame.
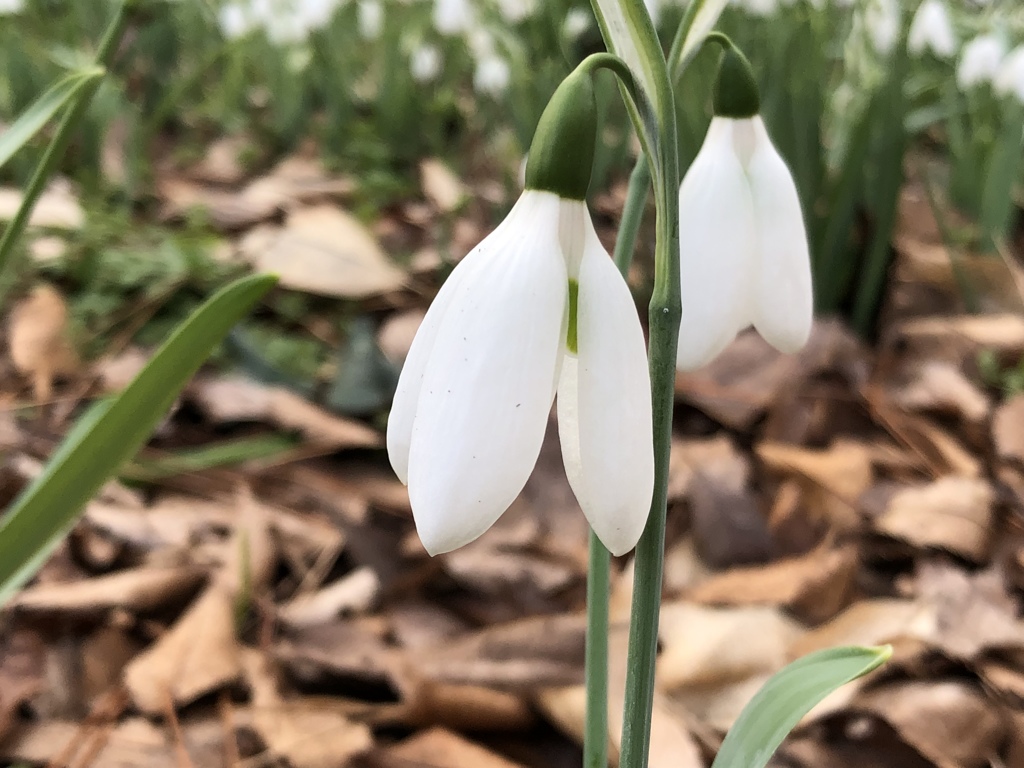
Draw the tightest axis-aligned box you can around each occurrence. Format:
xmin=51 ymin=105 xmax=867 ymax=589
xmin=388 ymin=68 xmax=654 ymax=556
xmin=676 ymin=48 xmax=813 ymax=370
xmin=908 ymin=0 xmax=956 ymax=58
xmin=958 ymin=34 xmax=1006 ymax=89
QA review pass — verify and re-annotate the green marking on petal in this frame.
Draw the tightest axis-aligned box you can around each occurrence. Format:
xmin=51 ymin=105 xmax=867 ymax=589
xmin=567 ymin=279 xmax=580 ymax=354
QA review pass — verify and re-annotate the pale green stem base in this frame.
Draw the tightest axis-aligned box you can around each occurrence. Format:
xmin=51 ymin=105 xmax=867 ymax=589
xmin=584 ymin=532 xmax=610 ymax=768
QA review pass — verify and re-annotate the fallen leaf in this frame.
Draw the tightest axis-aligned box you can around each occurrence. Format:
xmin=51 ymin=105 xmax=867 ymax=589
xmin=854 ymin=680 xmax=1005 ymax=768
xmin=897 ymin=313 xmax=1024 ymax=354
xmin=122 ymin=584 xmax=242 ymax=714
xmin=874 ymin=476 xmax=994 ymax=562
xmin=0 ymin=718 xmax=175 ymax=768
xmin=8 ymin=284 xmax=78 ymax=401
xmin=278 ymin=566 xmax=379 ymax=628
xmin=380 ymin=727 xmax=525 ymax=768
xmin=378 ymin=308 xmax=426 ymax=365
xmin=993 ymin=394 xmax=1024 ymax=465
xmin=657 ymin=603 xmax=803 ymax=690
xmin=0 ymin=182 xmax=84 ymax=229
xmin=421 ymin=158 xmax=469 ymax=213
xmin=792 ymin=599 xmax=938 ymax=659
xmin=687 ymin=544 xmax=858 ymax=624
xmin=189 ymin=133 xmax=251 ymax=185
xmin=892 ymin=361 xmax=989 ymax=425
xmin=869 ymin=396 xmax=981 ymax=477
xmin=12 ymin=565 xmax=205 ymax=616
xmin=244 ymin=650 xmax=373 ymax=768
xmin=241 ymin=204 xmax=405 ymax=298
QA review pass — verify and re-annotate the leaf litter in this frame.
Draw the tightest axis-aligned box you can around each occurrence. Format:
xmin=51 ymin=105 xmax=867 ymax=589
xmin=2 ymin=150 xmax=1024 ymax=768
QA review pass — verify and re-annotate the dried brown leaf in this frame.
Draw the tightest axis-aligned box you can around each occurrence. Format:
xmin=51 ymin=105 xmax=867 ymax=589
xmin=874 ymin=476 xmax=994 ymax=561
xmin=241 ymin=204 xmax=405 ymax=298
xmin=0 ymin=182 xmax=84 ymax=229
xmin=8 ymin=284 xmax=78 ymax=401
xmin=278 ymin=566 xmax=379 ymax=628
xmin=993 ymin=394 xmax=1024 ymax=465
xmin=420 ymin=158 xmax=469 ymax=213
xmin=380 ymin=727 xmax=525 ymax=768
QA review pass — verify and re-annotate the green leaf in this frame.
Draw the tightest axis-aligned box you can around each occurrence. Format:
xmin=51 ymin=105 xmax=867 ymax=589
xmin=980 ymin=101 xmax=1024 ymax=249
xmin=0 ymin=68 xmax=105 ymax=173
xmin=588 ymin=0 xmax=666 ymax=162
xmin=711 ymin=646 xmax=891 ymax=768
xmin=675 ymin=0 xmax=729 ymax=71
xmin=0 ymin=273 xmax=277 ymax=607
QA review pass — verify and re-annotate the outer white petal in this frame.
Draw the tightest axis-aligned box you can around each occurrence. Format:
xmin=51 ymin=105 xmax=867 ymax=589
xmin=387 ymin=246 xmax=484 ymax=485
xmin=677 ymin=118 xmax=757 ymax=371
xmin=746 ymin=117 xmax=813 ymax=353
xmin=908 ymin=0 xmax=956 ymax=58
xmin=407 ymin=191 xmax=567 ymax=555
xmin=557 ymin=223 xmax=653 ymax=556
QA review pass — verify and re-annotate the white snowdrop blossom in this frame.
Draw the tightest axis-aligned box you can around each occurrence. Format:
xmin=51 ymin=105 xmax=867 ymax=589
xmin=358 ymin=0 xmax=383 ymax=38
xmin=563 ymin=8 xmax=591 ymax=39
xmin=908 ymin=0 xmax=956 ymax=58
xmin=995 ymin=46 xmax=1024 ymax=103
xmin=0 ymin=0 xmax=24 ymax=14
xmin=410 ymin=44 xmax=442 ymax=82
xmin=218 ymin=3 xmax=254 ymax=38
xmin=864 ymin=0 xmax=900 ymax=56
xmin=433 ymin=0 xmax=472 ymax=34
xmin=958 ymin=34 xmax=1006 ymax=89
xmin=737 ymin=0 xmax=777 ymax=17
xmin=474 ymin=55 xmax=511 ymax=95
xmin=388 ymin=190 xmax=654 ymax=556
xmin=676 ymin=116 xmax=813 ymax=370
xmin=495 ymin=0 xmax=535 ymax=23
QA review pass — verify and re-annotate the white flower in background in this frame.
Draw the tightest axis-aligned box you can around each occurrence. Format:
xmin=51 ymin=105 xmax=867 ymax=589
xmin=433 ymin=0 xmax=472 ymax=34
xmin=995 ymin=46 xmax=1024 ymax=102
xmin=296 ymin=0 xmax=338 ymax=29
xmin=864 ymin=0 xmax=900 ymax=56
xmin=495 ymin=0 xmax=535 ymax=23
xmin=908 ymin=0 xmax=956 ymax=58
xmin=358 ymin=0 xmax=383 ymax=38
xmin=410 ymin=43 xmax=442 ymax=82
xmin=388 ymin=190 xmax=653 ymax=556
xmin=958 ymin=33 xmax=1006 ymax=88
xmin=563 ymin=8 xmax=591 ymax=39
xmin=218 ymin=3 xmax=254 ymax=38
xmin=676 ymin=115 xmax=812 ymax=369
xmin=0 ymin=0 xmax=24 ymax=14
xmin=474 ymin=55 xmax=511 ymax=95
xmin=736 ymin=0 xmax=778 ymax=17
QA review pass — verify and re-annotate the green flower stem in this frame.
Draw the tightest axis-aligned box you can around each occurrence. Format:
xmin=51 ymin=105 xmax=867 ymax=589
xmin=613 ymin=155 xmax=652 ymax=274
xmin=0 ymin=0 xmax=131 ymax=293
xmin=619 ymin=37 xmax=681 ymax=768
xmin=584 ymin=531 xmax=610 ymax=768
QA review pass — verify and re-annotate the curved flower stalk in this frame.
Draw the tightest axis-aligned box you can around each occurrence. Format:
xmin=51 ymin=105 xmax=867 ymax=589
xmin=387 ymin=68 xmax=654 ymax=557
xmin=676 ymin=48 xmax=813 ymax=370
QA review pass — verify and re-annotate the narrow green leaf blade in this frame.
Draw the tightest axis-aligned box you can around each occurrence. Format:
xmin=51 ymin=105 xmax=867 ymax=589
xmin=0 ymin=273 xmax=277 ymax=607
xmin=0 ymin=69 xmax=105 ymax=172
xmin=676 ymin=0 xmax=728 ymax=68
xmin=711 ymin=646 xmax=891 ymax=768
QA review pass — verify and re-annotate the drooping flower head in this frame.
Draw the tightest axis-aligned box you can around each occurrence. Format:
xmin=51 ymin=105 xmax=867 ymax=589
xmin=676 ymin=46 xmax=813 ymax=370
xmin=958 ymin=33 xmax=1006 ymax=89
xmin=908 ymin=0 xmax=956 ymax=59
xmin=388 ymin=65 xmax=654 ymax=556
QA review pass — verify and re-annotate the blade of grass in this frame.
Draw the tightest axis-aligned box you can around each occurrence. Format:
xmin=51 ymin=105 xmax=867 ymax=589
xmin=0 ymin=273 xmax=277 ymax=607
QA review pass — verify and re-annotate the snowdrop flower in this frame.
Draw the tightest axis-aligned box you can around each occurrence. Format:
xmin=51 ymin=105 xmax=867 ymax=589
xmin=908 ymin=0 xmax=956 ymax=58
xmin=433 ymin=0 xmax=472 ymax=34
xmin=737 ymin=0 xmax=777 ymax=17
xmin=495 ymin=0 xmax=535 ymax=23
xmin=358 ymin=0 xmax=383 ymax=38
xmin=958 ymin=34 xmax=1006 ymax=89
xmin=563 ymin=8 xmax=591 ymax=39
xmin=995 ymin=46 xmax=1024 ymax=103
xmin=864 ymin=0 xmax=900 ymax=56
xmin=218 ymin=3 xmax=254 ymax=39
xmin=388 ymin=71 xmax=653 ymax=556
xmin=0 ymin=0 xmax=23 ymax=14
xmin=474 ymin=55 xmax=511 ymax=95
xmin=676 ymin=48 xmax=812 ymax=370
xmin=410 ymin=44 xmax=442 ymax=82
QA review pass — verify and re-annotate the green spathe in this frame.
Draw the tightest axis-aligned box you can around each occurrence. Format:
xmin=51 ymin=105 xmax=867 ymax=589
xmin=713 ymin=47 xmax=760 ymax=119
xmin=525 ymin=68 xmax=598 ymax=201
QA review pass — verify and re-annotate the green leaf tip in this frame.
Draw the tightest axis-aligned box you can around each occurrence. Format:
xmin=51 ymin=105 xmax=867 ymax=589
xmin=710 ymin=645 xmax=890 ymax=768
xmin=713 ymin=47 xmax=760 ymax=119
xmin=525 ymin=67 xmax=597 ymax=201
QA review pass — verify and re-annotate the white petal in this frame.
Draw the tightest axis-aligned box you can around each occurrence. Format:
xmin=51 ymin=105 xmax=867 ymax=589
xmin=558 ymin=223 xmax=653 ymax=555
xmin=746 ymin=117 xmax=813 ymax=353
xmin=676 ymin=118 xmax=757 ymax=371
xmin=387 ymin=250 xmax=483 ymax=485
xmin=407 ymin=190 xmax=567 ymax=555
